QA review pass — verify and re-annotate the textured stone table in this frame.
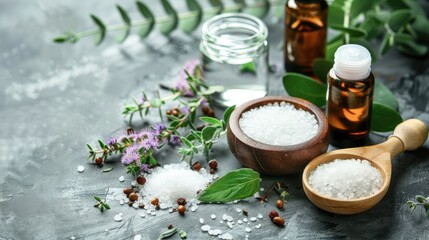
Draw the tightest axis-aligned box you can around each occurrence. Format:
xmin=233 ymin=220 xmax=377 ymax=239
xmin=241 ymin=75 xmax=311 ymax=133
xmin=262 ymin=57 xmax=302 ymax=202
xmin=1 ymin=1 xmax=429 ymax=239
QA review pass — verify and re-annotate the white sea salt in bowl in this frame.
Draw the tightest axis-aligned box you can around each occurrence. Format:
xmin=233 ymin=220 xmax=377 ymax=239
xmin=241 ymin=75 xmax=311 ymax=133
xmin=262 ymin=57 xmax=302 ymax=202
xmin=227 ymin=96 xmax=329 ymax=176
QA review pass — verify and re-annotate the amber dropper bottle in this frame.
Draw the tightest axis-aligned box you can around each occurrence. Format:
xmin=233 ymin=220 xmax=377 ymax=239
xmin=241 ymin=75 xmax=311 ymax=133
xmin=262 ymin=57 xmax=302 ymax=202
xmin=284 ymin=0 xmax=328 ymax=76
xmin=326 ymin=44 xmax=374 ymax=148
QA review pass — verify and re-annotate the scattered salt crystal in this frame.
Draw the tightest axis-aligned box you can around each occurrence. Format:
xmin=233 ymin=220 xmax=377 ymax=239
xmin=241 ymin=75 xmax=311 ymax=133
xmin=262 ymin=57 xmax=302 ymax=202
xmin=190 ymin=205 xmax=198 ymax=212
xmin=132 ymin=202 xmax=139 ymax=209
xmin=222 ymin=214 xmax=228 ymax=220
xmin=220 ymin=221 xmax=223 ymax=224
xmin=245 ymin=227 xmax=252 ymax=233
xmin=236 ymin=208 xmax=242 ymax=213
xmin=124 ymin=198 xmax=129 ymax=204
xmin=118 ymin=176 xmax=125 ymax=182
xmin=255 ymin=224 xmax=261 ymax=229
xmin=201 ymin=225 xmax=211 ymax=232
xmin=239 ymin=102 xmax=318 ymax=145
xmin=118 ymin=213 xmax=123 ymax=216
xmin=168 ymin=209 xmax=174 ymax=213
xmin=199 ymin=218 xmax=204 ymax=224
xmin=114 ymin=214 xmax=122 ymax=222
xmin=260 ymin=187 xmax=264 ymax=191
xmin=119 ymin=199 xmax=124 ymax=205
xmin=226 ymin=216 xmax=233 ymax=222
xmin=105 ymin=229 xmax=109 ymax=232
xmin=211 ymin=229 xmax=222 ymax=236
xmin=233 ymin=200 xmax=238 ymax=204
xmin=243 ymin=218 xmax=248 ymax=223
xmin=257 ymin=213 xmax=263 ymax=219
xmin=219 ymin=233 xmax=233 ymax=240
xmin=151 ymin=212 xmax=156 ymax=216
xmin=238 ymin=220 xmax=242 ymax=224
xmin=77 ymin=166 xmax=84 ymax=173
xmin=141 ymin=162 xmax=211 ymax=206
xmin=211 ymin=214 xmax=216 ymax=219
xmin=250 ymin=217 xmax=257 ymax=222
xmin=134 ymin=234 xmax=142 ymax=240
xmin=227 ymin=222 xmax=234 ymax=229
xmin=140 ymin=214 xmax=145 ymax=218
xmin=146 ymin=210 xmax=151 ymax=214
xmin=309 ymin=159 xmax=383 ymax=199
xmin=71 ymin=236 xmax=76 ymax=240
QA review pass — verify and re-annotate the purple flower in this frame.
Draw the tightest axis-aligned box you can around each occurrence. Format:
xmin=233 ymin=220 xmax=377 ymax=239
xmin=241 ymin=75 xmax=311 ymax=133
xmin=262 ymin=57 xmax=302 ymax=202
xmin=121 ymin=145 xmax=140 ymax=165
xmin=152 ymin=123 xmax=166 ymax=136
xmin=175 ymin=59 xmax=202 ymax=94
xmin=180 ymin=106 xmax=190 ymax=115
xmin=139 ymin=164 xmax=149 ymax=173
xmin=168 ymin=134 xmax=182 ymax=146
xmin=201 ymin=97 xmax=209 ymax=108
xmin=106 ymin=137 xmax=117 ymax=146
xmin=139 ymin=95 xmax=146 ymax=105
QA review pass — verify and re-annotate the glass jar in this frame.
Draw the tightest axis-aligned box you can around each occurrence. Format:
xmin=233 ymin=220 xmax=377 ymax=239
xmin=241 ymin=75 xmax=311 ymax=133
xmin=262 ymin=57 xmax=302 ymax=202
xmin=200 ymin=13 xmax=269 ymax=107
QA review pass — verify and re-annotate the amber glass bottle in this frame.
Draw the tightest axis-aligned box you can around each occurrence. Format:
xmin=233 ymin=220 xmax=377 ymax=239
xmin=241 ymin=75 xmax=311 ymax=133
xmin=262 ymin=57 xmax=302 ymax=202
xmin=326 ymin=44 xmax=374 ymax=148
xmin=284 ymin=0 xmax=328 ymax=76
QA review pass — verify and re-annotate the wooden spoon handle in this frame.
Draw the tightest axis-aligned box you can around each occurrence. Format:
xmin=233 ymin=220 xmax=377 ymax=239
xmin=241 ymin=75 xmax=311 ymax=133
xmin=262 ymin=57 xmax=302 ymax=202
xmin=389 ymin=119 xmax=428 ymax=151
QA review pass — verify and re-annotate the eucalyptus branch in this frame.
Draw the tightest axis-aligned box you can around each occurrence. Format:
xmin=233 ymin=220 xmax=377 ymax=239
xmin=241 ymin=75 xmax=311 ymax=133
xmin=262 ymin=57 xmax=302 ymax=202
xmin=53 ymin=0 xmax=286 ymax=45
xmin=407 ymin=195 xmax=429 ymax=218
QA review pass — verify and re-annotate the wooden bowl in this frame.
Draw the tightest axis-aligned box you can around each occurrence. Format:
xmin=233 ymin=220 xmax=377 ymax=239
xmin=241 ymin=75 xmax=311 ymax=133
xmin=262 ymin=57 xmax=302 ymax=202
xmin=227 ymin=96 xmax=329 ymax=176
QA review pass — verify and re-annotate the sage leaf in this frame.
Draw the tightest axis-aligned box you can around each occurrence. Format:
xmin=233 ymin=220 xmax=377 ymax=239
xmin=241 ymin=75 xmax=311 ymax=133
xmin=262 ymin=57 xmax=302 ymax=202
xmin=180 ymin=137 xmax=193 ymax=148
xmin=101 ymin=167 xmax=113 ymax=173
xmin=282 ymin=73 xmax=327 ymax=107
xmin=330 ymin=24 xmax=367 ymax=38
xmin=198 ymin=168 xmax=260 ymax=203
xmin=374 ymin=81 xmax=399 ymax=111
xmin=202 ymin=126 xmax=217 ymax=141
xmin=313 ymin=58 xmax=333 ymax=83
xmin=136 ymin=1 xmax=155 ymax=38
xmin=223 ymin=105 xmax=236 ymax=124
xmin=116 ymin=4 xmax=131 ymax=43
xmin=371 ymin=102 xmax=402 ymax=132
xmin=200 ymin=116 xmax=222 ymax=126
xmin=388 ymin=9 xmax=413 ymax=32
xmin=159 ymin=0 xmax=178 ymax=35
xmin=90 ymin=14 xmax=106 ymax=45
xmin=180 ymin=0 xmax=202 ymax=33
xmin=245 ymin=0 xmax=270 ymax=18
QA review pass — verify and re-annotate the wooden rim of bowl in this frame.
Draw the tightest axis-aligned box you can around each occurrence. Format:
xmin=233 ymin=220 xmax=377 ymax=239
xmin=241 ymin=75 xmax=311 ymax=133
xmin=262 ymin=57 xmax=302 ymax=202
xmin=228 ymin=96 xmax=329 ymax=152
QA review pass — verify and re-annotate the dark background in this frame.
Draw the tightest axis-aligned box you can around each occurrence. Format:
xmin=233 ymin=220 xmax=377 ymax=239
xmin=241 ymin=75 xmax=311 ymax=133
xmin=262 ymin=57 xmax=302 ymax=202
xmin=1 ymin=1 xmax=429 ymax=239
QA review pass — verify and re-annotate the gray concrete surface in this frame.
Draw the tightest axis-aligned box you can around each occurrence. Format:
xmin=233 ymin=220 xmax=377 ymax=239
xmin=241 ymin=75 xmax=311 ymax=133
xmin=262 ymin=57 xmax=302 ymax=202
xmin=1 ymin=1 xmax=429 ymax=239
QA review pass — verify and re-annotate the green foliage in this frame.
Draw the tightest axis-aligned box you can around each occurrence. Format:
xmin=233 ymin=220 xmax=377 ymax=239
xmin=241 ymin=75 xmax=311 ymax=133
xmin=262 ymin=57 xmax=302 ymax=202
xmin=371 ymin=103 xmax=403 ymax=132
xmin=53 ymin=0 xmax=286 ymax=45
xmin=198 ymin=168 xmax=260 ymax=203
xmin=407 ymin=194 xmax=429 ymax=219
xmin=93 ymin=196 xmax=110 ymax=212
xmin=282 ymin=73 xmax=327 ymax=107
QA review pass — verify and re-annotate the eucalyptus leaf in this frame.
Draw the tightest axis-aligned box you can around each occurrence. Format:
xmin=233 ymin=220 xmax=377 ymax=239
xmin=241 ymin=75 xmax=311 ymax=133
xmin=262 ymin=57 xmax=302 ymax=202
xmin=136 ymin=1 xmax=155 ymax=38
xmin=380 ymin=32 xmax=394 ymax=55
xmin=328 ymin=4 xmax=344 ymax=26
xmin=350 ymin=0 xmax=375 ymax=19
xmin=371 ymin=102 xmax=402 ymax=132
xmin=159 ymin=0 xmax=178 ymax=35
xmin=53 ymin=35 xmax=68 ymax=43
xmin=326 ymin=37 xmax=343 ymax=62
xmin=198 ymin=168 xmax=260 ymax=203
xmin=202 ymin=126 xmax=217 ymax=141
xmin=90 ymin=14 xmax=106 ymax=45
xmin=388 ymin=9 xmax=413 ymax=32
xmin=180 ymin=0 xmax=202 ymax=33
xmin=223 ymin=0 xmax=244 ymax=13
xmin=313 ymin=58 xmax=333 ymax=83
xmin=245 ymin=0 xmax=270 ymax=18
xmin=330 ymin=24 xmax=367 ymax=38
xmin=397 ymin=39 xmax=428 ymax=57
xmin=205 ymin=0 xmax=223 ymax=19
xmin=282 ymin=73 xmax=327 ymax=107
xmin=374 ymin=81 xmax=399 ymax=111
xmin=360 ymin=16 xmax=383 ymax=40
xmin=411 ymin=15 xmax=429 ymax=41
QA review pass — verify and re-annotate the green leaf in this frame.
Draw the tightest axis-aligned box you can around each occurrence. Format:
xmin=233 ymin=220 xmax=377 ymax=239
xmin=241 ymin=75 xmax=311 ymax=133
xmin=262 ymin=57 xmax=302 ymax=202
xmin=202 ymin=126 xmax=217 ymax=141
xmin=360 ymin=15 xmax=383 ymax=40
xmin=388 ymin=9 xmax=413 ymax=32
xmin=180 ymin=137 xmax=193 ymax=148
xmin=149 ymin=155 xmax=157 ymax=166
xmin=205 ymin=0 xmax=223 ymax=19
xmin=350 ymin=0 xmax=375 ymax=19
xmin=411 ymin=15 xmax=429 ymax=41
xmin=371 ymin=103 xmax=402 ymax=132
xmin=326 ymin=37 xmax=343 ymax=62
xmin=103 ymin=203 xmax=111 ymax=209
xmin=330 ymin=24 xmax=367 ymax=38
xmin=240 ymin=62 xmax=256 ymax=74
xmin=158 ymin=228 xmax=177 ymax=240
xmin=101 ymin=167 xmax=113 ymax=173
xmin=180 ymin=0 xmax=202 ymax=33
xmin=86 ymin=144 xmax=93 ymax=151
xmin=245 ymin=0 xmax=270 ymax=18
xmin=159 ymin=0 xmax=178 ymax=35
xmin=94 ymin=196 xmax=102 ymax=202
xmin=380 ymin=32 xmax=394 ymax=56
xmin=98 ymin=140 xmax=106 ymax=149
xmin=282 ymin=73 xmax=327 ymax=107
xmin=53 ymin=35 xmax=68 ymax=43
xmin=313 ymin=58 xmax=333 ymax=83
xmin=90 ymin=14 xmax=106 ymax=45
xmin=223 ymin=0 xmax=245 ymax=13
xmin=328 ymin=4 xmax=344 ymax=26
xmin=136 ymin=1 xmax=155 ymax=38
xmin=116 ymin=4 xmax=131 ymax=43
xmin=273 ymin=0 xmax=286 ymax=18
xmin=397 ymin=39 xmax=428 ymax=57
xmin=200 ymin=117 xmax=222 ymax=126
xmin=374 ymin=81 xmax=399 ymax=111
xmin=223 ymin=105 xmax=236 ymax=124
xmin=178 ymin=229 xmax=187 ymax=239
xmin=416 ymin=195 xmax=426 ymax=203
xmin=150 ymin=99 xmax=162 ymax=108
xmin=198 ymin=168 xmax=260 ymax=203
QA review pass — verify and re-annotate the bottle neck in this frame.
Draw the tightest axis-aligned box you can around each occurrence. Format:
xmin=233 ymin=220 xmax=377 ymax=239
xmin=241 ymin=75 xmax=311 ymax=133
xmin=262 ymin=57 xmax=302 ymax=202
xmin=200 ymin=13 xmax=268 ymax=64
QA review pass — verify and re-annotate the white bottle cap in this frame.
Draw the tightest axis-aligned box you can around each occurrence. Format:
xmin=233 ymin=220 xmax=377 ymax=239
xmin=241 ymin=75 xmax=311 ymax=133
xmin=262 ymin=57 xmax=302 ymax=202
xmin=333 ymin=44 xmax=371 ymax=80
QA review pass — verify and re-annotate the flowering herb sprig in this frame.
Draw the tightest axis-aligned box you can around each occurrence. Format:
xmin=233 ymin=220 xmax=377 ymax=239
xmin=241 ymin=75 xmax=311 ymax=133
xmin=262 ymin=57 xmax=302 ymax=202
xmin=407 ymin=195 xmax=429 ymax=218
xmin=87 ymin=60 xmax=234 ymax=176
xmin=94 ymin=196 xmax=110 ymax=212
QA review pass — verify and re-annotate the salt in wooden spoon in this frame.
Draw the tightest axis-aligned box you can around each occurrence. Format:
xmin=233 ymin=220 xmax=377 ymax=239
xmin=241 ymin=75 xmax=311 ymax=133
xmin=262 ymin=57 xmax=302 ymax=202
xmin=302 ymin=119 xmax=428 ymax=215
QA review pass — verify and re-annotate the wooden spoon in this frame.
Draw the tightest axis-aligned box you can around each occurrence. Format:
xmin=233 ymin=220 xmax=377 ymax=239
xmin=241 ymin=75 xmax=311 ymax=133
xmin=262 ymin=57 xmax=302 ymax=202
xmin=302 ymin=119 xmax=428 ymax=215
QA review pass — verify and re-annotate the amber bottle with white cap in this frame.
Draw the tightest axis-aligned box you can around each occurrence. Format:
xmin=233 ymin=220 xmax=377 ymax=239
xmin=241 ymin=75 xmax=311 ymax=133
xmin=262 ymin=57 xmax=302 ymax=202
xmin=326 ymin=44 xmax=374 ymax=147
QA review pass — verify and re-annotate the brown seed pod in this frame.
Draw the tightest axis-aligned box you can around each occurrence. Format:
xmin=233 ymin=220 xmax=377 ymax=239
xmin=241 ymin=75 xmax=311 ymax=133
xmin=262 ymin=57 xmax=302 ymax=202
xmin=177 ymin=205 xmax=186 ymax=215
xmin=208 ymin=159 xmax=218 ymax=170
xmin=151 ymin=197 xmax=159 ymax=206
xmin=136 ymin=175 xmax=146 ymax=185
xmin=129 ymin=192 xmax=138 ymax=201
xmin=176 ymin=198 xmax=187 ymax=206
xmin=273 ymin=216 xmax=285 ymax=226
xmin=95 ymin=157 xmax=103 ymax=166
xmin=123 ymin=188 xmax=133 ymax=196
xmin=268 ymin=210 xmax=279 ymax=219
xmin=192 ymin=162 xmax=202 ymax=171
xmin=276 ymin=199 xmax=284 ymax=209
xmin=242 ymin=209 xmax=248 ymax=216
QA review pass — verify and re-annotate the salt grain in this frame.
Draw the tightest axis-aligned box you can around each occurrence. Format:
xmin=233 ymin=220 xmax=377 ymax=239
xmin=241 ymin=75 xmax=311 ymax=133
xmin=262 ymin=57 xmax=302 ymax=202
xmin=199 ymin=218 xmax=204 ymax=224
xmin=118 ymin=176 xmax=125 ymax=182
xmin=239 ymin=102 xmax=318 ymax=146
xmin=201 ymin=225 xmax=211 ymax=232
xmin=243 ymin=218 xmax=248 ymax=223
xmin=255 ymin=224 xmax=261 ymax=229
xmin=211 ymin=214 xmax=216 ymax=219
xmin=257 ymin=213 xmax=263 ymax=219
xmin=238 ymin=220 xmax=242 ymax=225
xmin=236 ymin=208 xmax=242 ymax=213
xmin=114 ymin=214 xmax=122 ymax=222
xmin=245 ymin=227 xmax=252 ymax=233
xmin=134 ymin=234 xmax=142 ymax=240
xmin=309 ymin=159 xmax=383 ymax=199
xmin=77 ymin=166 xmax=84 ymax=173
xmin=250 ymin=217 xmax=256 ymax=222
xmin=219 ymin=233 xmax=233 ymax=240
